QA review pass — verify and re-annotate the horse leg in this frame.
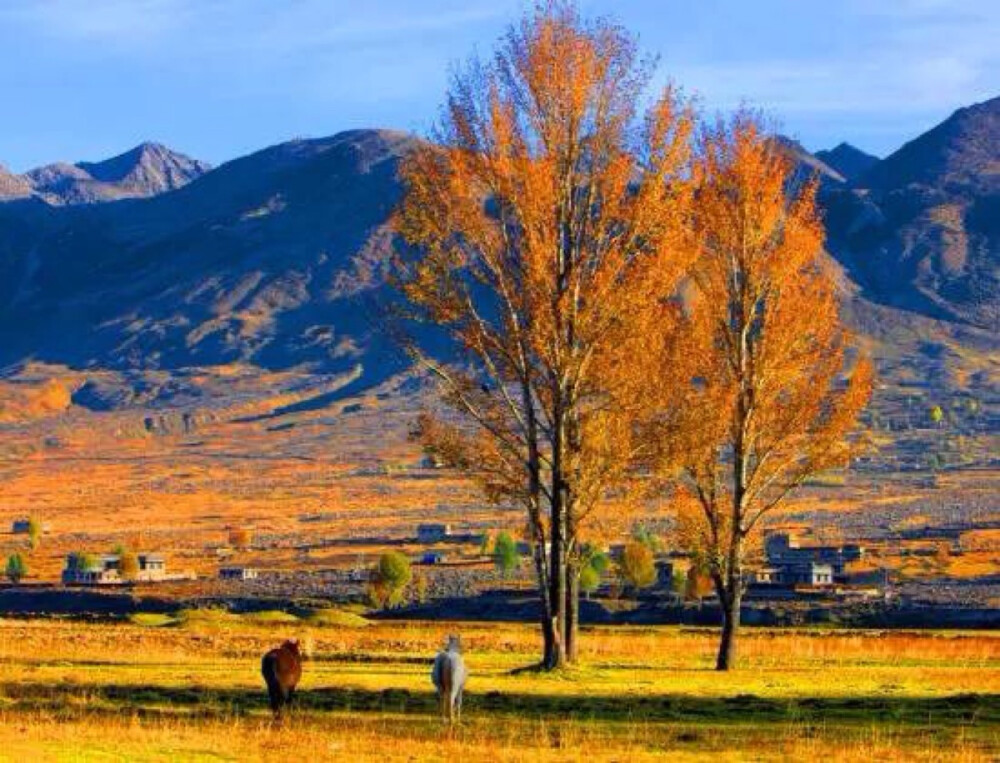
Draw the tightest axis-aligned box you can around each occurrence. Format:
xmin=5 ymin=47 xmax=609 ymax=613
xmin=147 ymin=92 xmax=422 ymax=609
xmin=454 ymin=687 xmax=463 ymax=723
xmin=266 ymin=679 xmax=282 ymax=720
xmin=439 ymin=690 xmax=450 ymax=724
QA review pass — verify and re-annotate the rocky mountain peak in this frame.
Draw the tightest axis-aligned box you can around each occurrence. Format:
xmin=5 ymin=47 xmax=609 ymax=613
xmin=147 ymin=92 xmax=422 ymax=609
xmin=815 ymin=142 xmax=879 ymax=183
xmin=76 ymin=142 xmax=212 ymax=196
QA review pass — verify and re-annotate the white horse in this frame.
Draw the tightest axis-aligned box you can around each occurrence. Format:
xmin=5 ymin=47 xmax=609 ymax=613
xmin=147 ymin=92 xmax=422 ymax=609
xmin=431 ymin=634 xmax=467 ymax=724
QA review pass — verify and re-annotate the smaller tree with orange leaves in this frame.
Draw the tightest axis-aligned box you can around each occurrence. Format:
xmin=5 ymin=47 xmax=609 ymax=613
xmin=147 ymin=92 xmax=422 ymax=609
xmin=650 ymin=113 xmax=873 ymax=670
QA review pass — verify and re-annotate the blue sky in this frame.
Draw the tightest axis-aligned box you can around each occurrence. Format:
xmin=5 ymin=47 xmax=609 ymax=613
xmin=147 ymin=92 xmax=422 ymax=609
xmin=1 ymin=0 xmax=997 ymax=171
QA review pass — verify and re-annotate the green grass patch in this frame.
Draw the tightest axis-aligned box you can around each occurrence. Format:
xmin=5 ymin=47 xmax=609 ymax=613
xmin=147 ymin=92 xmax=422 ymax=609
xmin=175 ymin=608 xmax=237 ymax=628
xmin=305 ymin=608 xmax=370 ymax=628
xmin=128 ymin=613 xmax=178 ymax=628
xmin=242 ymin=610 xmax=300 ymax=625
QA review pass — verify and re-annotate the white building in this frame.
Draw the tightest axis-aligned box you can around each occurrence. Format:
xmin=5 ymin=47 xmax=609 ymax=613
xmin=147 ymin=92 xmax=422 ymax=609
xmin=62 ymin=553 xmax=170 ymax=585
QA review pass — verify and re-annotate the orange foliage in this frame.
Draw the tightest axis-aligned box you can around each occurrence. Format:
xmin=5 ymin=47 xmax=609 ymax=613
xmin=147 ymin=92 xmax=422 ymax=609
xmin=649 ymin=113 xmax=874 ymax=669
xmin=228 ymin=527 xmax=253 ymax=549
xmin=397 ymin=1 xmax=695 ymax=666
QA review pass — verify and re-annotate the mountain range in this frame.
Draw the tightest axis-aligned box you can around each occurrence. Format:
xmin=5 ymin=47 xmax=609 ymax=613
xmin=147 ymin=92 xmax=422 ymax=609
xmin=0 ymin=98 xmax=997 ymax=408
xmin=823 ymin=95 xmax=1000 ymax=330
xmin=1 ymin=143 xmax=210 ymax=205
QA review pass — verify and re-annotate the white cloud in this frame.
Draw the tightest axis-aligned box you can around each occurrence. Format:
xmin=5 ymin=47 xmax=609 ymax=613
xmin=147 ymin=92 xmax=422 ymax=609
xmin=0 ymin=0 xmax=201 ymax=43
xmin=660 ymin=0 xmax=998 ymax=122
xmin=0 ymin=0 xmax=512 ymax=51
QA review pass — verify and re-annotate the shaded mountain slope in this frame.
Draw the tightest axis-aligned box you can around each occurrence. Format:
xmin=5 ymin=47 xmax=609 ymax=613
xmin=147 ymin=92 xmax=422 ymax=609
xmin=860 ymin=97 xmax=1000 ymax=194
xmin=773 ymin=135 xmax=846 ymax=186
xmin=816 ymin=143 xmax=878 ymax=182
xmin=0 ymin=129 xmax=418 ymax=383
xmin=822 ymin=96 xmax=1000 ymax=330
xmin=0 ymin=109 xmax=997 ymax=406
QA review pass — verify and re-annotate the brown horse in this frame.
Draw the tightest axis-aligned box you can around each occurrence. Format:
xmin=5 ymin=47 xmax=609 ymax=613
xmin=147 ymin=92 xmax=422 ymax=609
xmin=261 ymin=639 xmax=303 ymax=720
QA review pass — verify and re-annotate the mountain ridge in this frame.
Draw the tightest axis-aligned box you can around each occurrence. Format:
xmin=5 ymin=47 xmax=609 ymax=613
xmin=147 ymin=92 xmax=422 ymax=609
xmin=815 ymin=142 xmax=878 ymax=182
xmin=859 ymin=95 xmax=1000 ymax=193
xmin=2 ymin=142 xmax=211 ymax=205
xmin=0 ymin=129 xmax=418 ymax=386
xmin=0 ymin=112 xmax=996 ymax=397
xmin=823 ymin=95 xmax=1000 ymax=329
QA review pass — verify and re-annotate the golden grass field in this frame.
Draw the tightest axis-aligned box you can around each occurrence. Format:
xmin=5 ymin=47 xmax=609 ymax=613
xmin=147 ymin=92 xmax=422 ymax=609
xmin=0 ymin=615 xmax=995 ymax=761
xmin=0 ymin=365 xmax=997 ymax=760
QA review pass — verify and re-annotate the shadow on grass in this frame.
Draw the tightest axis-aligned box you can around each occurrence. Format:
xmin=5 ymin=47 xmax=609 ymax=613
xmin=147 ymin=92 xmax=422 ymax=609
xmin=2 ymin=681 xmax=996 ymax=727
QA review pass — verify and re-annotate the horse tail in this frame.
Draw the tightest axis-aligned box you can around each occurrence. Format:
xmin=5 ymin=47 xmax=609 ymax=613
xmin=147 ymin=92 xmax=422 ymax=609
xmin=262 ymin=652 xmax=285 ymax=716
xmin=434 ymin=653 xmax=455 ymax=721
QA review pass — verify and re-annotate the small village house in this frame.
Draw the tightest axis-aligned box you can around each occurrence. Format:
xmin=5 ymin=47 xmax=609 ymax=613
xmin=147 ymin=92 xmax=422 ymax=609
xmin=416 ymin=523 xmax=451 ymax=543
xmin=749 ymin=562 xmax=835 ymax=586
xmin=764 ymin=532 xmax=864 ymax=578
xmin=419 ymin=454 xmax=445 ymax=469
xmin=62 ymin=554 xmax=121 ymax=585
xmin=12 ymin=519 xmax=52 ymax=535
xmin=747 ymin=531 xmax=861 ymax=589
xmin=62 ymin=552 xmax=174 ymax=585
xmin=136 ymin=554 xmax=167 ymax=581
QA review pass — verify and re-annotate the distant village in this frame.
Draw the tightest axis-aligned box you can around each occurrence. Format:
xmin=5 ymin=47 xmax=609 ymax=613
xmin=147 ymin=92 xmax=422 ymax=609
xmin=5 ymin=515 xmax=890 ymax=604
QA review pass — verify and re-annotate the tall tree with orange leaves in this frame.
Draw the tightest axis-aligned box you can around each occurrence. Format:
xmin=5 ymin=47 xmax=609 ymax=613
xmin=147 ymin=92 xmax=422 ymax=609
xmin=396 ymin=2 xmax=695 ymax=669
xmin=650 ymin=114 xmax=873 ymax=671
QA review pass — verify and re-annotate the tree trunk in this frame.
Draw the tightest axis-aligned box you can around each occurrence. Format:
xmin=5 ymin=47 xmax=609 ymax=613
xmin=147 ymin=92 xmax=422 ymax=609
xmin=532 ymin=539 xmax=557 ymax=668
xmin=541 ymin=610 xmax=557 ymax=666
xmin=546 ymin=521 xmax=567 ymax=670
xmin=540 ymin=541 xmax=565 ymax=670
xmin=715 ymin=585 xmax=741 ymax=671
xmin=565 ymin=560 xmax=579 ymax=663
xmin=541 ymin=603 xmax=566 ymax=669
xmin=715 ymin=537 xmax=744 ymax=671
xmin=546 ymin=396 xmax=569 ymax=671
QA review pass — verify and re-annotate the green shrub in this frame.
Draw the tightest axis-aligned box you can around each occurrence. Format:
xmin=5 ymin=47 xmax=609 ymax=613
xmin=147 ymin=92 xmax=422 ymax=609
xmin=66 ymin=551 xmax=99 ymax=572
xmin=370 ymin=552 xmax=412 ymax=608
xmin=579 ymin=564 xmax=601 ymax=598
xmin=587 ymin=550 xmax=611 ymax=575
xmin=5 ymin=553 xmax=27 ymax=584
xmin=27 ymin=517 xmax=42 ymax=551
xmin=632 ymin=525 xmax=662 ymax=552
xmin=618 ymin=541 xmax=656 ymax=592
xmin=577 ymin=544 xmax=610 ymax=598
xmin=493 ymin=532 xmax=520 ymax=578
xmin=671 ymin=568 xmax=687 ymax=596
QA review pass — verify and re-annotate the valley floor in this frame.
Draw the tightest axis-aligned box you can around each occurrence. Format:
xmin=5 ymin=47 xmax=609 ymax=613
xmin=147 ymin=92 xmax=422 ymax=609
xmin=0 ymin=617 xmax=995 ymax=761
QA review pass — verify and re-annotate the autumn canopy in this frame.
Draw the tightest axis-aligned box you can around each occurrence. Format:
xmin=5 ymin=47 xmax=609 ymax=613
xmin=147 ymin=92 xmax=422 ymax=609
xmin=396 ymin=1 xmax=871 ymax=670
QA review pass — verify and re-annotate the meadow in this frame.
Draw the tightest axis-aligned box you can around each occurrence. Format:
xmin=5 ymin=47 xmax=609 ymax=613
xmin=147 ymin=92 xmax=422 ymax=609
xmin=1 ymin=366 xmax=996 ymax=602
xmin=0 ymin=615 xmax=995 ymax=761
